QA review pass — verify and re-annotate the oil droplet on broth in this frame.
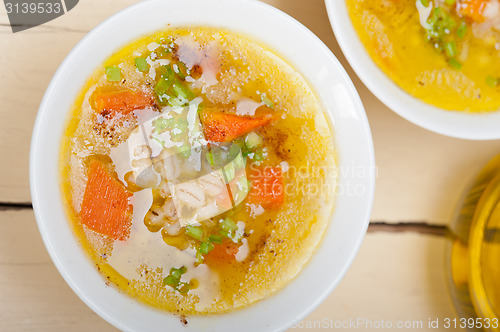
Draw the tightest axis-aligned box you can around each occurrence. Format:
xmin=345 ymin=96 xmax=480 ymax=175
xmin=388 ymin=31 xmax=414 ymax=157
xmin=106 ymin=188 xmax=221 ymax=309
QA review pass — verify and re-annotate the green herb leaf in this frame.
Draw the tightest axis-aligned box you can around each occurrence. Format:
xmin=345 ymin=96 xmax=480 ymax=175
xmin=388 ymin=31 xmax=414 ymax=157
xmin=486 ymin=76 xmax=499 ymax=87
xmin=252 ymin=148 xmax=266 ymax=161
xmin=163 ymin=266 xmax=190 ymax=294
xmin=174 ymin=118 xmax=189 ymax=132
xmin=199 ymin=241 xmax=214 ymax=255
xmin=420 ymin=0 xmax=429 ymax=7
xmin=185 ymin=225 xmax=204 ymax=240
xmin=170 ymin=269 xmax=181 ymax=280
xmin=237 ymin=176 xmax=250 ymax=193
xmin=261 ymin=94 xmax=274 ymax=109
xmin=448 ymin=58 xmax=462 ymax=70
xmin=426 ymin=7 xmax=456 ymax=40
xmin=456 ymin=21 xmax=467 ymax=38
xmin=172 ymin=79 xmax=195 ymax=101
xmin=178 ymin=283 xmax=190 ymax=294
xmin=168 ymin=96 xmax=187 ymax=107
xmin=105 ymin=66 xmax=122 ymax=82
xmin=157 ymin=64 xmax=175 ymax=81
xmin=245 ymin=132 xmax=263 ymax=150
xmin=223 ymin=163 xmax=236 ymax=182
xmin=220 ymin=218 xmax=238 ymax=238
xmin=177 ymin=61 xmax=191 ymax=79
xmin=152 ymin=117 xmax=174 ymax=134
xmin=208 ymin=234 xmax=223 ymax=244
xmin=196 ymin=251 xmax=204 ymax=264
xmin=177 ymin=145 xmax=192 ymax=158
xmin=135 ymin=57 xmax=149 ymax=72
xmin=163 ymin=275 xmax=177 ymax=286
xmin=233 ymin=153 xmax=246 ymax=170
xmin=154 ymin=76 xmax=173 ymax=97
xmin=228 ymin=143 xmax=241 ymax=158
xmin=206 ymin=150 xmax=215 ymax=167
xmin=444 ymin=41 xmax=457 ymax=58
xmin=155 ymin=46 xmax=172 ymax=58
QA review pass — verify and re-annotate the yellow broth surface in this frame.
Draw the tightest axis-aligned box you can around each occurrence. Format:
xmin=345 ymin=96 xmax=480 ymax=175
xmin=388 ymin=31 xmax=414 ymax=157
xmin=347 ymin=0 xmax=500 ymax=112
xmin=60 ymin=27 xmax=336 ymax=314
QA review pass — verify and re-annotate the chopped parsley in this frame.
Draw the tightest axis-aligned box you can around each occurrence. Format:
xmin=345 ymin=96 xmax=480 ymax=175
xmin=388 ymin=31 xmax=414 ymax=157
xmin=163 ymin=266 xmax=190 ymax=294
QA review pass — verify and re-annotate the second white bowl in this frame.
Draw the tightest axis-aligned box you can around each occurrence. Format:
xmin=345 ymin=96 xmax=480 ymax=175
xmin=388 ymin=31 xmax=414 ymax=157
xmin=326 ymin=0 xmax=500 ymax=140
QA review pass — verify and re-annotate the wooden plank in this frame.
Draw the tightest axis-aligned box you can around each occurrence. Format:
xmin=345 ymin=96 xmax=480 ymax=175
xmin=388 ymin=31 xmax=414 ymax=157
xmin=0 ymin=0 xmax=141 ymax=202
xmin=0 ymin=210 xmax=457 ymax=331
xmin=0 ymin=210 xmax=115 ymax=331
xmin=0 ymin=32 xmax=84 ymax=202
xmin=291 ymin=232 xmax=456 ymax=331
xmin=0 ymin=0 xmax=139 ymax=33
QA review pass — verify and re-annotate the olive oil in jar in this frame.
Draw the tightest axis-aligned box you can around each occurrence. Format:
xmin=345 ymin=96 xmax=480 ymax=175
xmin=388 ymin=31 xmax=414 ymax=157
xmin=446 ymin=155 xmax=500 ymax=331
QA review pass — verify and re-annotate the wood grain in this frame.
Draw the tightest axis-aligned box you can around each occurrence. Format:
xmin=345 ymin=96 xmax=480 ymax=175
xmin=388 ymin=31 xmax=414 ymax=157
xmin=0 ymin=210 xmax=113 ymax=332
xmin=0 ymin=0 xmax=499 ymax=224
xmin=0 ymin=0 xmax=497 ymax=330
xmin=0 ymin=210 xmax=456 ymax=331
xmin=291 ymin=232 xmax=456 ymax=331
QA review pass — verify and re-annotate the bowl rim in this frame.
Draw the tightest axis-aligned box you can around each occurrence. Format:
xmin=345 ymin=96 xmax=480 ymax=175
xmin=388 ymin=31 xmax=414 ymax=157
xmin=325 ymin=0 xmax=500 ymax=141
xmin=30 ymin=0 xmax=376 ymax=331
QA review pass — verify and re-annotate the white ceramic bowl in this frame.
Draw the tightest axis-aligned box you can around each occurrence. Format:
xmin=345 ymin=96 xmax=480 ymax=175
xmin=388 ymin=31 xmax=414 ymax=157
xmin=30 ymin=0 xmax=375 ymax=331
xmin=325 ymin=0 xmax=500 ymax=140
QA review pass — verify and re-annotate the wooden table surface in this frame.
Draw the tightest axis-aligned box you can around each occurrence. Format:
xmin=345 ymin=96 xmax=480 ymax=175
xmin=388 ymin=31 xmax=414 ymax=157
xmin=1 ymin=0 xmax=500 ymax=331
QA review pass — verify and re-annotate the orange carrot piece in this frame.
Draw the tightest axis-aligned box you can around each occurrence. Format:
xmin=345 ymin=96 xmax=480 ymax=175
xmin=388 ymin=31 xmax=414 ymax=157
xmin=458 ymin=0 xmax=489 ymax=22
xmin=200 ymin=110 xmax=273 ymax=142
xmin=247 ymin=166 xmax=284 ymax=209
xmin=80 ymin=160 xmax=133 ymax=241
xmin=91 ymin=89 xmax=153 ymax=115
xmin=204 ymin=240 xmax=240 ymax=264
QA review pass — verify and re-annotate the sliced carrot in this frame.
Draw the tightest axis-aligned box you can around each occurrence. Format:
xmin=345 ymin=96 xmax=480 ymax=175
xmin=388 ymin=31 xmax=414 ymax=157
xmin=200 ymin=109 xmax=273 ymax=142
xmin=91 ymin=89 xmax=153 ymax=115
xmin=247 ymin=166 xmax=284 ymax=209
xmin=80 ymin=159 xmax=133 ymax=241
xmin=204 ymin=240 xmax=240 ymax=264
xmin=458 ymin=0 xmax=489 ymax=22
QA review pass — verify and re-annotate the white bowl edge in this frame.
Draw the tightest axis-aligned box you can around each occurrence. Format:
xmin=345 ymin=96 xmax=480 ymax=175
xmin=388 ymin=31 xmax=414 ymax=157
xmin=30 ymin=0 xmax=376 ymax=331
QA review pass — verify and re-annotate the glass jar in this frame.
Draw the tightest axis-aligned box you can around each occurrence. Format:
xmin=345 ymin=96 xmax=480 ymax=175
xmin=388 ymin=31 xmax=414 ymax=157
xmin=446 ymin=154 xmax=500 ymax=331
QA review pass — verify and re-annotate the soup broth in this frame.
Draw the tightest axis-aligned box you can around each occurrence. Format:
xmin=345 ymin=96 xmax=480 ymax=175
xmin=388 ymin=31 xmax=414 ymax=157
xmin=60 ymin=27 xmax=336 ymax=314
xmin=347 ymin=0 xmax=500 ymax=112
